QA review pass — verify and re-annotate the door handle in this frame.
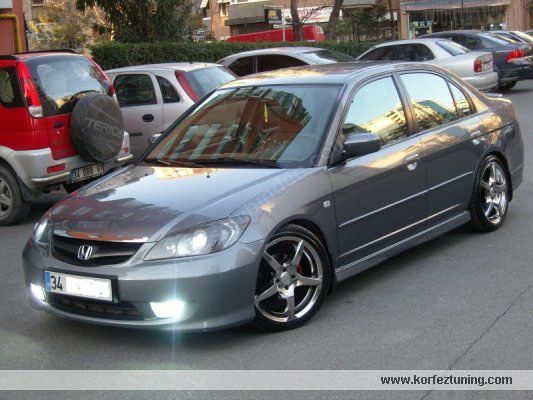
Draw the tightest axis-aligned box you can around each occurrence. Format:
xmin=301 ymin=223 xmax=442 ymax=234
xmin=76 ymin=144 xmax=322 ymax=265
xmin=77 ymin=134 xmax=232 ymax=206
xmin=405 ymin=153 xmax=420 ymax=171
xmin=142 ymin=114 xmax=154 ymax=122
xmin=53 ymin=121 xmax=65 ymax=128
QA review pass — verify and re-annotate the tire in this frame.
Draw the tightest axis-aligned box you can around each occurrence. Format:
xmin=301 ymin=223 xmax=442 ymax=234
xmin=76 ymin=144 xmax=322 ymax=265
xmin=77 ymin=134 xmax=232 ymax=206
xmin=467 ymin=156 xmax=510 ymax=232
xmin=70 ymin=93 xmax=124 ymax=163
xmin=0 ymin=165 xmax=31 ymax=226
xmin=253 ymin=224 xmax=331 ymax=331
xmin=498 ymin=81 xmax=517 ymax=92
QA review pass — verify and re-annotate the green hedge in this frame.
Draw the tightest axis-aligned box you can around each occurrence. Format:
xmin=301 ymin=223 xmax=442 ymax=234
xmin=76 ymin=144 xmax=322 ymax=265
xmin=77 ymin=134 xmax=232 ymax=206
xmin=91 ymin=41 xmax=379 ymax=70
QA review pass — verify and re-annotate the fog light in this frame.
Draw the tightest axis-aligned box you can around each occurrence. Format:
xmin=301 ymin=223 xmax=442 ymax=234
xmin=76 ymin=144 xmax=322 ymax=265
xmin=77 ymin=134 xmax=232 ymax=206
xmin=150 ymin=299 xmax=186 ymax=319
xmin=30 ymin=283 xmax=46 ymax=302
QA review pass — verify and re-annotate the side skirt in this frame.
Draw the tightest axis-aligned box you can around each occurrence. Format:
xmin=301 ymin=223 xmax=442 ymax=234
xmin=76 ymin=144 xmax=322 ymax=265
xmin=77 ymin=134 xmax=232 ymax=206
xmin=335 ymin=211 xmax=471 ymax=282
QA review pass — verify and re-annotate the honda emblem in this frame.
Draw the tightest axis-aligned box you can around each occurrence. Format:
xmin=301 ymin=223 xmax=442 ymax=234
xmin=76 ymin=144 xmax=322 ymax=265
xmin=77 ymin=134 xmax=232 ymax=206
xmin=77 ymin=245 xmax=94 ymax=261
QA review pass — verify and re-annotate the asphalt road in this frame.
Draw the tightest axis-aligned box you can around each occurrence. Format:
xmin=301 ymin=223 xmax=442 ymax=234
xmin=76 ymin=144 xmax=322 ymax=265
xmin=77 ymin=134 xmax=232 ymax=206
xmin=1 ymin=81 xmax=532 ymax=400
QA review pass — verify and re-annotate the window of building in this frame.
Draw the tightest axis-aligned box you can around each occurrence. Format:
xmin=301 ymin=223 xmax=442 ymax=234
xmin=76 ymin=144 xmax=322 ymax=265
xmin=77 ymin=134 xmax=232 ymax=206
xmin=343 ymin=77 xmax=409 ymax=146
xmin=400 ymin=73 xmax=458 ymax=131
xmin=114 ymin=74 xmax=157 ymax=107
xmin=256 ymin=55 xmax=307 ymax=72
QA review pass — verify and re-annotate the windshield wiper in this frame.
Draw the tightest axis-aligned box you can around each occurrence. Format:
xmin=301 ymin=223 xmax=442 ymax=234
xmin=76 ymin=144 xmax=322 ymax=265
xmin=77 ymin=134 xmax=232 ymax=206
xmin=206 ymin=156 xmax=281 ymax=168
xmin=142 ymin=158 xmax=206 ymax=168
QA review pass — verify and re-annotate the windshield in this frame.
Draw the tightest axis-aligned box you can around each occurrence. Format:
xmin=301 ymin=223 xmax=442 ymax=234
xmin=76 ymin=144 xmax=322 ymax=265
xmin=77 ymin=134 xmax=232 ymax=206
xmin=145 ymin=85 xmax=341 ymax=168
xmin=302 ymin=50 xmax=356 ymax=64
xmin=436 ymin=40 xmax=470 ymax=56
xmin=25 ymin=55 xmax=108 ymax=117
xmin=185 ymin=66 xmax=235 ymax=97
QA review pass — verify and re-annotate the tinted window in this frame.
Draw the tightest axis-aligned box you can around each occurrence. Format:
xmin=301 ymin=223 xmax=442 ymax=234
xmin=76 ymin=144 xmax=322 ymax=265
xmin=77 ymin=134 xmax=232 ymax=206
xmin=400 ymin=73 xmax=458 ymax=131
xmin=359 ymin=46 xmax=396 ymax=61
xmin=395 ymin=44 xmax=434 ymax=61
xmin=343 ymin=77 xmax=409 ymax=146
xmin=147 ymin=85 xmax=341 ymax=168
xmin=156 ymin=76 xmax=180 ymax=103
xmin=185 ymin=66 xmax=235 ymax=97
xmin=0 ymin=67 xmax=24 ymax=108
xmin=480 ymin=34 xmax=511 ymax=47
xmin=449 ymin=83 xmax=473 ymax=117
xmin=300 ymin=49 xmax=356 ymax=63
xmin=452 ymin=35 xmax=479 ymax=50
xmin=25 ymin=55 xmax=108 ymax=116
xmin=228 ymin=57 xmax=255 ymax=76
xmin=114 ymin=74 xmax=157 ymax=107
xmin=257 ymin=55 xmax=307 ymax=72
xmin=487 ymin=32 xmax=519 ymax=43
xmin=512 ymin=31 xmax=533 ymax=43
xmin=436 ymin=40 xmax=470 ymax=56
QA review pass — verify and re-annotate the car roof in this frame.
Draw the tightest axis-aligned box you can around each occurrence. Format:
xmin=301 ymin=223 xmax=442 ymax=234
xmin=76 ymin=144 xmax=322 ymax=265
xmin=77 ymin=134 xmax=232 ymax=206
xmin=372 ymin=38 xmax=447 ymax=47
xmin=0 ymin=50 xmax=84 ymax=61
xmin=425 ymin=30 xmax=482 ymax=36
xmin=219 ymin=61 xmax=438 ymax=88
xmin=106 ymin=62 xmax=221 ymax=74
xmin=220 ymin=47 xmax=324 ymax=60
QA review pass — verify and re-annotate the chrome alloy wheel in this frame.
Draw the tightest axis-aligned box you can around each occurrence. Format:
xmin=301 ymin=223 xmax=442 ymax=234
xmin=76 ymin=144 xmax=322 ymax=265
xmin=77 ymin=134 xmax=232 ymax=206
xmin=481 ymin=161 xmax=508 ymax=225
xmin=0 ymin=178 xmax=12 ymax=218
xmin=255 ymin=236 xmax=323 ymax=323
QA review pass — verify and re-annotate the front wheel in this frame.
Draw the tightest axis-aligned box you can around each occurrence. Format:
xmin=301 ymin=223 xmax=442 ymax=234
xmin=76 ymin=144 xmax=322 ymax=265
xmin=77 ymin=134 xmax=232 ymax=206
xmin=468 ymin=156 xmax=510 ymax=232
xmin=253 ymin=224 xmax=331 ymax=331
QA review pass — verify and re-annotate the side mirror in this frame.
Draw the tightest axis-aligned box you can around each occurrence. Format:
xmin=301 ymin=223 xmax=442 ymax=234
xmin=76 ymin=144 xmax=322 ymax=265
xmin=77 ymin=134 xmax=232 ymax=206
xmin=342 ymin=132 xmax=381 ymax=160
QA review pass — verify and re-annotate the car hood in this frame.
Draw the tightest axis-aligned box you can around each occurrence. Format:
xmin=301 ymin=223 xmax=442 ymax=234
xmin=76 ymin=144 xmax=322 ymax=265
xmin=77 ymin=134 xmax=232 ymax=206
xmin=50 ymin=165 xmax=295 ymax=243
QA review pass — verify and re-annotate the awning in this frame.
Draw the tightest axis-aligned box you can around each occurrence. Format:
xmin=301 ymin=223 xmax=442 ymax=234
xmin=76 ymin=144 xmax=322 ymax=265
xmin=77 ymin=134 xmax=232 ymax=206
xmin=400 ymin=0 xmax=510 ymax=12
xmin=342 ymin=0 xmax=376 ymax=9
xmin=199 ymin=0 xmax=209 ymax=9
xmin=224 ymin=0 xmax=273 ymax=26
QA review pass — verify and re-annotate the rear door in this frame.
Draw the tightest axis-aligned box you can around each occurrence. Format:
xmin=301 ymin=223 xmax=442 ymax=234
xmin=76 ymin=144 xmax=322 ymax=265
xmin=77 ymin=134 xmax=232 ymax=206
xmin=399 ymin=71 xmax=481 ymax=225
xmin=155 ymin=75 xmax=187 ymax=132
xmin=112 ymin=72 xmax=163 ymax=156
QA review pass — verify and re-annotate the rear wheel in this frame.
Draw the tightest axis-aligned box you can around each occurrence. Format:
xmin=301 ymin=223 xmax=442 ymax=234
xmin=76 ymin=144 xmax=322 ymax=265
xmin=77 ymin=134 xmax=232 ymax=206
xmin=468 ymin=156 xmax=510 ymax=232
xmin=253 ymin=224 xmax=331 ymax=331
xmin=0 ymin=165 xmax=31 ymax=226
xmin=498 ymin=81 xmax=517 ymax=92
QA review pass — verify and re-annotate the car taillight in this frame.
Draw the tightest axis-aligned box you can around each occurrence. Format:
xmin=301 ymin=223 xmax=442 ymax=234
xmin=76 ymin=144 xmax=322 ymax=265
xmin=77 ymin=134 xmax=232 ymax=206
xmin=506 ymin=48 xmax=525 ymax=63
xmin=47 ymin=164 xmax=66 ymax=174
xmin=16 ymin=62 xmax=43 ymax=118
xmin=474 ymin=58 xmax=482 ymax=73
xmin=175 ymin=70 xmax=199 ymax=101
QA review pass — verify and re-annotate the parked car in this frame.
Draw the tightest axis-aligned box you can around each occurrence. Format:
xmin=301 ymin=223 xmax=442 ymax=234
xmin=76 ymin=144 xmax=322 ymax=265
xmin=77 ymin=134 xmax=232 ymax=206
xmin=0 ymin=49 xmax=131 ymax=226
xmin=358 ymin=38 xmax=498 ymax=91
xmin=486 ymin=30 xmax=533 ymax=44
xmin=24 ymin=62 xmax=524 ymax=332
xmin=106 ymin=63 xmax=235 ymax=157
xmin=420 ymin=30 xmax=533 ymax=91
xmin=218 ymin=47 xmax=356 ymax=77
xmin=526 ymin=30 xmax=533 ymax=36
xmin=226 ymin=25 xmax=325 ymax=43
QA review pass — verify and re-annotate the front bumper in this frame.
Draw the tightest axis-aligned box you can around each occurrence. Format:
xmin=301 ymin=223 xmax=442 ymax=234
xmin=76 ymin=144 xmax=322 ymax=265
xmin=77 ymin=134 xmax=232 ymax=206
xmin=22 ymin=239 xmax=264 ymax=332
xmin=463 ymin=71 xmax=499 ymax=91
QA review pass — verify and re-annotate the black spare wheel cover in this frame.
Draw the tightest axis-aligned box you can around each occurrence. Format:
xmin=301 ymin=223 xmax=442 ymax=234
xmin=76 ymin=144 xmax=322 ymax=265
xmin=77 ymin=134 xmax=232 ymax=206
xmin=70 ymin=93 xmax=124 ymax=163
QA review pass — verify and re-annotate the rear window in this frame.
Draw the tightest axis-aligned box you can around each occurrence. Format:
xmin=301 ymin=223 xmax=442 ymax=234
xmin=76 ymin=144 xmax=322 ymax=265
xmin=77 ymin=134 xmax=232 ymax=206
xmin=436 ymin=40 xmax=470 ymax=56
xmin=512 ymin=31 xmax=533 ymax=43
xmin=0 ymin=67 xmax=24 ymax=109
xmin=25 ymin=55 xmax=108 ymax=117
xmin=301 ymin=49 xmax=356 ymax=64
xmin=185 ymin=66 xmax=235 ymax=98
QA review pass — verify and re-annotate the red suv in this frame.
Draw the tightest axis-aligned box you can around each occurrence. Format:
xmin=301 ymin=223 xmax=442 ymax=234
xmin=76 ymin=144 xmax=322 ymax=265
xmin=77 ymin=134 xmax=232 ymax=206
xmin=0 ymin=50 xmax=132 ymax=225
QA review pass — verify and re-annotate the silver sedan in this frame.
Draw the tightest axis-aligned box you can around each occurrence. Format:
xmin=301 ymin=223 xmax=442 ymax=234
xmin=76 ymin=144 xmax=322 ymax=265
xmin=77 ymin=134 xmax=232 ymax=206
xmin=23 ymin=63 xmax=523 ymax=332
xmin=358 ymin=38 xmax=498 ymax=91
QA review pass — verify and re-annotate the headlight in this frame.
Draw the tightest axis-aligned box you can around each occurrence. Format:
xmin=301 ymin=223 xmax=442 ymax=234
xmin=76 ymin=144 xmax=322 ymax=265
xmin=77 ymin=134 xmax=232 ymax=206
xmin=33 ymin=213 xmax=52 ymax=248
xmin=145 ymin=216 xmax=250 ymax=261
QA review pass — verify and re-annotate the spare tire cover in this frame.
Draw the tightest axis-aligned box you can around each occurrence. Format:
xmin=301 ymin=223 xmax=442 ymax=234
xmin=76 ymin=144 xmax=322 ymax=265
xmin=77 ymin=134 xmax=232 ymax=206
xmin=70 ymin=93 xmax=124 ymax=163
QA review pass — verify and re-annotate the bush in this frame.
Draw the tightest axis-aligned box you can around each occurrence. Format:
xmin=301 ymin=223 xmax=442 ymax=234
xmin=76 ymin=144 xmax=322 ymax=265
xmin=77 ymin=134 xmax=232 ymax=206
xmin=91 ymin=41 xmax=379 ymax=70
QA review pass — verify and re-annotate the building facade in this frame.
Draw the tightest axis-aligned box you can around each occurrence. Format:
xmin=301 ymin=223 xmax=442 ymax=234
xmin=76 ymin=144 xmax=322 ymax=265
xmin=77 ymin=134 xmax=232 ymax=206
xmin=0 ymin=0 xmax=28 ymax=54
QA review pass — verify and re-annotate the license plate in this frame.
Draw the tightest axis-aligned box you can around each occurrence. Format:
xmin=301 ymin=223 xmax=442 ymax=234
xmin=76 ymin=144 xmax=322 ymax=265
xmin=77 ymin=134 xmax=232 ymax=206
xmin=71 ymin=163 xmax=104 ymax=183
xmin=44 ymin=271 xmax=112 ymax=301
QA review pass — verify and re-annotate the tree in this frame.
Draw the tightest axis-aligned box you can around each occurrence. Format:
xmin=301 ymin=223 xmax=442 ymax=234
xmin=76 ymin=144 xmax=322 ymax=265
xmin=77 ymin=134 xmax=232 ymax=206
xmin=76 ymin=0 xmax=192 ymax=43
xmin=387 ymin=0 xmax=395 ymax=39
xmin=290 ymin=0 xmax=303 ymax=41
xmin=326 ymin=0 xmax=343 ymax=40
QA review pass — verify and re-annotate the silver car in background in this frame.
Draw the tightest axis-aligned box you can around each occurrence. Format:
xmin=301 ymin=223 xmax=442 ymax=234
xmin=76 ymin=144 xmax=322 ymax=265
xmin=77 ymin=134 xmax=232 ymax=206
xmin=218 ymin=47 xmax=356 ymax=77
xmin=106 ymin=63 xmax=235 ymax=156
xmin=23 ymin=63 xmax=523 ymax=332
xmin=358 ymin=38 xmax=498 ymax=91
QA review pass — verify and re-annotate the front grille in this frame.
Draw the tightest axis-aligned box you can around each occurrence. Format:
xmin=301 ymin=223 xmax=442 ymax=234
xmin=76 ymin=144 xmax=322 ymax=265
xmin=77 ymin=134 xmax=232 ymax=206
xmin=51 ymin=235 xmax=143 ymax=267
xmin=48 ymin=294 xmax=145 ymax=320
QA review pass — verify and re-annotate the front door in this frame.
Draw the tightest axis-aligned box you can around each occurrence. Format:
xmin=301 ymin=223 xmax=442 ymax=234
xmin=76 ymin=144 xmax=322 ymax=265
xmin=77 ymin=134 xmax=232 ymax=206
xmin=329 ymin=76 xmax=427 ymax=268
xmin=112 ymin=72 xmax=163 ymax=157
